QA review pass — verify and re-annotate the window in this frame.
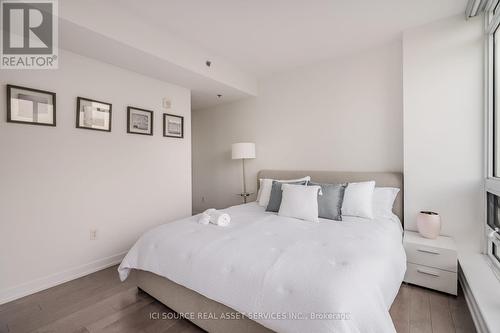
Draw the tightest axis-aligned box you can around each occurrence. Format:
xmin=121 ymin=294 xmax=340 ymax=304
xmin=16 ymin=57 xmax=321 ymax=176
xmin=486 ymin=193 xmax=500 ymax=272
xmin=495 ymin=29 xmax=500 ymax=176
xmin=487 ymin=192 xmax=500 ymax=230
xmin=486 ymin=0 xmax=500 ymax=275
xmin=494 ymin=243 xmax=500 ymax=261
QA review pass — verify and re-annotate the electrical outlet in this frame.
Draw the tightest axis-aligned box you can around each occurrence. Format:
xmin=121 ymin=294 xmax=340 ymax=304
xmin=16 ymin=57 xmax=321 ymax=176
xmin=201 ymin=196 xmax=206 ymax=203
xmin=90 ymin=229 xmax=98 ymax=240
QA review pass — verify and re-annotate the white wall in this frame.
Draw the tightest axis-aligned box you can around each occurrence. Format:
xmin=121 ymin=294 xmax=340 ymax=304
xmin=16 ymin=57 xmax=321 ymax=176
xmin=0 ymin=50 xmax=192 ymax=303
xmin=192 ymin=40 xmax=403 ymax=213
xmin=403 ymin=15 xmax=484 ymax=251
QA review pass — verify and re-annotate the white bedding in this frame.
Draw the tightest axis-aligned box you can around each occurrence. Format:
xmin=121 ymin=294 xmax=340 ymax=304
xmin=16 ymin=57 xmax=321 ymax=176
xmin=118 ymin=202 xmax=406 ymax=333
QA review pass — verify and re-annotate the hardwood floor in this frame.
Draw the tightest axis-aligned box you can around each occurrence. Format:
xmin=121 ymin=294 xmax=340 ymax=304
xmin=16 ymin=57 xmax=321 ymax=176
xmin=390 ymin=284 xmax=476 ymax=333
xmin=0 ymin=266 xmax=476 ymax=333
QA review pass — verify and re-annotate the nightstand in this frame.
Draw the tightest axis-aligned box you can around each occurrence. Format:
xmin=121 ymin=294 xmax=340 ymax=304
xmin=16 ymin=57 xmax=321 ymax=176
xmin=403 ymin=230 xmax=457 ymax=295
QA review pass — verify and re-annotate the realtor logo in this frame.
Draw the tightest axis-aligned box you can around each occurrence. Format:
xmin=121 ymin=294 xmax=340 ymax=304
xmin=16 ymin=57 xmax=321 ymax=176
xmin=1 ymin=0 xmax=58 ymax=69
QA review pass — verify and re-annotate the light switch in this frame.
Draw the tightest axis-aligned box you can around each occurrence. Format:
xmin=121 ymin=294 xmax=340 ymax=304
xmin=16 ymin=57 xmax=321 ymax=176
xmin=162 ymin=98 xmax=171 ymax=109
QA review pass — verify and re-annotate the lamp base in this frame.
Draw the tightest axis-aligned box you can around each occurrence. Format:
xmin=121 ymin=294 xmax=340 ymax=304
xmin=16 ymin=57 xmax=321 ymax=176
xmin=236 ymin=192 xmax=253 ymax=203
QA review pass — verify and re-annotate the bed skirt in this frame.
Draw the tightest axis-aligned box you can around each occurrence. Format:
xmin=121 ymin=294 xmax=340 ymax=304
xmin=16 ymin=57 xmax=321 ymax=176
xmin=136 ymin=269 xmax=274 ymax=333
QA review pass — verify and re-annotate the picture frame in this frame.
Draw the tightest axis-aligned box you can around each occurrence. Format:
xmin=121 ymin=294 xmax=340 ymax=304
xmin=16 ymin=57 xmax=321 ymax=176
xmin=76 ymin=97 xmax=112 ymax=132
xmin=163 ymin=113 xmax=184 ymax=138
xmin=127 ymin=107 xmax=153 ymax=136
xmin=7 ymin=84 xmax=56 ymax=126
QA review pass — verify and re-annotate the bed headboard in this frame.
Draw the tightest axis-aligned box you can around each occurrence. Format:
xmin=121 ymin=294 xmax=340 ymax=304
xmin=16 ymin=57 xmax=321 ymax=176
xmin=257 ymin=170 xmax=404 ymax=223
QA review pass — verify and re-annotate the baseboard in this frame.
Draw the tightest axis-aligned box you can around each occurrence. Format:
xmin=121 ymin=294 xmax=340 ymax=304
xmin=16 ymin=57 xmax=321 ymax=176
xmin=458 ymin=265 xmax=489 ymax=333
xmin=0 ymin=252 xmax=126 ymax=305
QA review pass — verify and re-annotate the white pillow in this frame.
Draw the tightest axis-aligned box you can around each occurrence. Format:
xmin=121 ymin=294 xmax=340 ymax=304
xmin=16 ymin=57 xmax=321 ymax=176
xmin=373 ymin=187 xmax=400 ymax=218
xmin=278 ymin=184 xmax=321 ymax=222
xmin=341 ymin=181 xmax=376 ymax=219
xmin=257 ymin=176 xmax=311 ymax=207
xmin=257 ymin=179 xmax=272 ymax=205
xmin=256 ymin=180 xmax=263 ymax=201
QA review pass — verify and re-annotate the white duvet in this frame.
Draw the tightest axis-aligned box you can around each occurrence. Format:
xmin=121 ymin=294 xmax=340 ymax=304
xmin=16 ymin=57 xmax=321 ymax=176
xmin=118 ymin=202 xmax=406 ymax=333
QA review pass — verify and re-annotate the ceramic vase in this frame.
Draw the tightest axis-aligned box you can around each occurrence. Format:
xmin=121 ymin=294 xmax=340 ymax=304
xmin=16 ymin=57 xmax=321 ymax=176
xmin=417 ymin=211 xmax=441 ymax=239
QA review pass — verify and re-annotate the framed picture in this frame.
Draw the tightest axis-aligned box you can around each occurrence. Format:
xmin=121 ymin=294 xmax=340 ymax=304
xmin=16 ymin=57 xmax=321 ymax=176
xmin=127 ymin=107 xmax=153 ymax=135
xmin=163 ymin=113 xmax=184 ymax=138
xmin=7 ymin=84 xmax=56 ymax=126
xmin=76 ymin=97 xmax=112 ymax=132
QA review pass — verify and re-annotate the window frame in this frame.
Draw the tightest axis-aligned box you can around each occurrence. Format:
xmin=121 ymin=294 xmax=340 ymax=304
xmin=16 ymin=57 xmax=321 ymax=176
xmin=493 ymin=242 xmax=500 ymax=261
xmin=485 ymin=0 xmax=500 ymax=277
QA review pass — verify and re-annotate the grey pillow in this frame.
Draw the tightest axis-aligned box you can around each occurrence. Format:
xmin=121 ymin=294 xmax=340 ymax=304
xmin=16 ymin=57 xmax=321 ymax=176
xmin=308 ymin=181 xmax=345 ymax=221
xmin=266 ymin=180 xmax=307 ymax=212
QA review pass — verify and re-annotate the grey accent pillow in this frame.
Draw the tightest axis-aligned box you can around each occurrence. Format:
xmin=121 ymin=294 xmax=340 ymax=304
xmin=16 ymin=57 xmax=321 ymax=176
xmin=308 ymin=181 xmax=345 ymax=221
xmin=266 ymin=180 xmax=307 ymax=212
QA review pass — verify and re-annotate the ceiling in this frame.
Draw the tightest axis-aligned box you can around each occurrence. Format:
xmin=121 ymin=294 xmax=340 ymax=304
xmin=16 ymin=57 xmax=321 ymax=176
xmin=60 ymin=0 xmax=468 ymax=109
xmin=115 ymin=0 xmax=468 ymax=78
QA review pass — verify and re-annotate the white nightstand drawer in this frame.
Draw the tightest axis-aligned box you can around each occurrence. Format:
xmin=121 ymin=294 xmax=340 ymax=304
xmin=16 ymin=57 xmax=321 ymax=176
xmin=404 ymin=263 xmax=457 ymax=295
xmin=404 ymin=241 xmax=457 ymax=272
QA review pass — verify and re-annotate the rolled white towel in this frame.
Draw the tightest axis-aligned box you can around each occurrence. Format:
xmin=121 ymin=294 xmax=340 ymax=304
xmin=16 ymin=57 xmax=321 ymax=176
xmin=198 ymin=208 xmax=216 ymax=224
xmin=198 ymin=213 xmax=210 ymax=225
xmin=207 ymin=211 xmax=231 ymax=227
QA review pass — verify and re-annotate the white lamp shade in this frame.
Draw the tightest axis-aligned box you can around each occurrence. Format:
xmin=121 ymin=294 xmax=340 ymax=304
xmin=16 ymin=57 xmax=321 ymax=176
xmin=231 ymin=142 xmax=256 ymax=159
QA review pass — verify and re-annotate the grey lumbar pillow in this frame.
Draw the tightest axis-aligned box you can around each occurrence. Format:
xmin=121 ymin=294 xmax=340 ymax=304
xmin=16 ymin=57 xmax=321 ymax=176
xmin=308 ymin=181 xmax=345 ymax=220
xmin=266 ymin=180 xmax=308 ymax=212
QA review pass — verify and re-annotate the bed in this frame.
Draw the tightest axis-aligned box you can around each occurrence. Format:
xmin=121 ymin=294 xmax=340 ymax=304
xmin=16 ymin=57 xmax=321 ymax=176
xmin=118 ymin=170 xmax=406 ymax=333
